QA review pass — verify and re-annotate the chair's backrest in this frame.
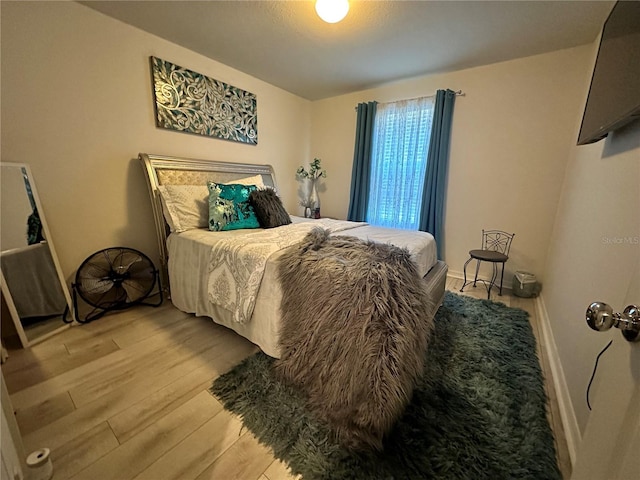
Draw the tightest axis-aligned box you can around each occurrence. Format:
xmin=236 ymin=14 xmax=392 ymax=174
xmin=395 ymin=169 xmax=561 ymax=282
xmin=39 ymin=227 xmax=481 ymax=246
xmin=482 ymin=230 xmax=515 ymax=256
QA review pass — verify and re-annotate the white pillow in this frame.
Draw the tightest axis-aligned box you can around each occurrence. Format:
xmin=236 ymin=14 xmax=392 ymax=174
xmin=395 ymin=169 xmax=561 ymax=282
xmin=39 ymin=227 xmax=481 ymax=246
xmin=235 ymin=174 xmax=266 ymax=190
xmin=158 ymin=184 xmax=209 ymax=232
xmin=158 ymin=174 xmax=267 ymax=232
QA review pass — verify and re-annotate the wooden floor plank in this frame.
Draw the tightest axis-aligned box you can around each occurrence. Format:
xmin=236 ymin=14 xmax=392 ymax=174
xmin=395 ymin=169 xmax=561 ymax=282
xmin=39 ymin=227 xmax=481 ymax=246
xmin=10 ymin=315 xmax=205 ymax=410
xmin=67 ymin=320 xmax=225 ymax=407
xmin=4 ymin=339 xmax=120 ymax=394
xmin=69 ymin=391 xmax=221 ymax=480
xmin=108 ymin=338 xmax=254 ymax=444
xmin=110 ymin=308 xmax=192 ymax=349
xmin=1 ymin=342 xmax=69 ymax=376
xmin=36 ymin=302 xmax=175 ymax=350
xmin=263 ymin=459 xmax=301 ymax=480
xmin=22 ymin=329 xmax=254 ymax=453
xmin=69 ymin=318 xmax=255 ymax=410
xmin=194 ymin=431 xmax=275 ymax=480
xmin=50 ymin=422 xmax=120 ymax=480
xmin=14 ymin=391 xmax=75 ymax=436
xmin=132 ymin=409 xmax=243 ymax=480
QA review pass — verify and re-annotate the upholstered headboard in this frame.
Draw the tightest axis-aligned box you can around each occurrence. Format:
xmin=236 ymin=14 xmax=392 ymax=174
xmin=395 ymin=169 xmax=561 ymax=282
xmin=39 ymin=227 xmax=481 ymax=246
xmin=138 ymin=153 xmax=278 ymax=290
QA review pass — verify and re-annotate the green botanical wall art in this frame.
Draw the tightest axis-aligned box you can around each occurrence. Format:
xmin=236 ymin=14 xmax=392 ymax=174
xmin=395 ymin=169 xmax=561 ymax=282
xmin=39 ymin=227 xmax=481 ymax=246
xmin=150 ymin=56 xmax=257 ymax=145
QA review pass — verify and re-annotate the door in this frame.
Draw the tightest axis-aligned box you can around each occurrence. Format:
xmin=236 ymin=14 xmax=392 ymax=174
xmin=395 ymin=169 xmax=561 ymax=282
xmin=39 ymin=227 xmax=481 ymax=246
xmin=571 ymin=259 xmax=640 ymax=479
xmin=1 ymin=369 xmax=25 ymax=480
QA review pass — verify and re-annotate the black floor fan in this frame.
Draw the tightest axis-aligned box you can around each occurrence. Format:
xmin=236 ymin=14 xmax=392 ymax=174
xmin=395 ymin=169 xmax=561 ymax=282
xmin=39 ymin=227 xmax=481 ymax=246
xmin=70 ymin=247 xmax=163 ymax=323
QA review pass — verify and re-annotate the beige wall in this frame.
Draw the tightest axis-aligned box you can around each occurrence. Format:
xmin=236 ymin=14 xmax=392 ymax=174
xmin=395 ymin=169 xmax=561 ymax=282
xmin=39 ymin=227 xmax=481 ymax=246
xmin=0 ymin=2 xmax=598 ymax=290
xmin=1 ymin=1 xmax=311 ymax=282
xmin=542 ymin=120 xmax=640 ymax=436
xmin=310 ymin=46 xmax=594 ymax=285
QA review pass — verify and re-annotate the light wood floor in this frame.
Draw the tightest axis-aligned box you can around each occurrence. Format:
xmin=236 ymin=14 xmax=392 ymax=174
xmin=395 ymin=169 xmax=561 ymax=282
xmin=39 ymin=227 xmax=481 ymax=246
xmin=2 ymin=278 xmax=571 ymax=480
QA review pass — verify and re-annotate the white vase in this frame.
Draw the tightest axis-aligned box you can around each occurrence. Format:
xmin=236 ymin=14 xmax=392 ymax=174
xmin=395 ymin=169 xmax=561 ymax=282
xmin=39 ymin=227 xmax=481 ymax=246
xmin=304 ymin=206 xmax=313 ymax=218
xmin=306 ymin=178 xmax=320 ymax=218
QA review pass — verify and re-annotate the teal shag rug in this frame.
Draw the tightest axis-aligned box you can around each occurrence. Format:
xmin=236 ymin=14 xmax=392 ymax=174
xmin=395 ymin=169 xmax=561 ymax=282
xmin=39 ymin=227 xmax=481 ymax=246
xmin=210 ymin=292 xmax=561 ymax=480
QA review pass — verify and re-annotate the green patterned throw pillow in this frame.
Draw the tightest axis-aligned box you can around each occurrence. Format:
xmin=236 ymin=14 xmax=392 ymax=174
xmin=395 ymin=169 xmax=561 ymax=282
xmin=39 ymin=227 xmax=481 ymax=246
xmin=208 ymin=182 xmax=260 ymax=231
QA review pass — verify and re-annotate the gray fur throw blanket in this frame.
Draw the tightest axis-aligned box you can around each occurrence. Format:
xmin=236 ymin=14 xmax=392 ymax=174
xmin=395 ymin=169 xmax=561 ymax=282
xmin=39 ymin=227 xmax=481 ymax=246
xmin=275 ymin=228 xmax=434 ymax=451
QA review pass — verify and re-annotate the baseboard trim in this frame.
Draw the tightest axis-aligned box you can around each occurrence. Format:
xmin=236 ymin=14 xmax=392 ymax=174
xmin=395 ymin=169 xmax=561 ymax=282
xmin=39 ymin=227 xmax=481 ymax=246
xmin=535 ymin=294 xmax=580 ymax=466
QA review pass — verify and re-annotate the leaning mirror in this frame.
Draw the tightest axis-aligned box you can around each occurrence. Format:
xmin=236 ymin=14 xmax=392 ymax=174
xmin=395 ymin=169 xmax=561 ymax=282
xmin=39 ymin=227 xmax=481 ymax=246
xmin=0 ymin=162 xmax=75 ymax=347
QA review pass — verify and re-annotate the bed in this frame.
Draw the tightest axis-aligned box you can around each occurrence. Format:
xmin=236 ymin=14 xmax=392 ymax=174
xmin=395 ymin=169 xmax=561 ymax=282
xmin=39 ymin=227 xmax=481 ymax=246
xmin=139 ymin=153 xmax=447 ymax=358
xmin=139 ymin=153 xmax=448 ymax=449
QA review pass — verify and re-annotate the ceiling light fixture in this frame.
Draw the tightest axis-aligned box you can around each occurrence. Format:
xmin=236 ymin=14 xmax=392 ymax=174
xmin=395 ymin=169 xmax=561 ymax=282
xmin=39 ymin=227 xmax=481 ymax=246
xmin=315 ymin=0 xmax=349 ymax=24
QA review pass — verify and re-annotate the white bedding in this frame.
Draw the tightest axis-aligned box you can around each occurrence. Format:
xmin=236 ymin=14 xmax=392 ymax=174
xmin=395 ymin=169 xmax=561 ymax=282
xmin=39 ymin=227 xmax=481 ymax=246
xmin=207 ymin=218 xmax=371 ymax=324
xmin=167 ymin=216 xmax=437 ymax=357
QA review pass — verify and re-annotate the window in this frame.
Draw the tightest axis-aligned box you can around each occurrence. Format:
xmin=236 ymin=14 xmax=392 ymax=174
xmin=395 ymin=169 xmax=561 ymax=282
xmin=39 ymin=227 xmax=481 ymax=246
xmin=366 ymin=97 xmax=435 ymax=229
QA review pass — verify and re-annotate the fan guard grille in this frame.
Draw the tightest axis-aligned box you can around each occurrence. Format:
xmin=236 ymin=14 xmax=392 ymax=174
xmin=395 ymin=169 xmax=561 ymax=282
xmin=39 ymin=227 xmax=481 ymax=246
xmin=72 ymin=247 xmax=162 ymax=323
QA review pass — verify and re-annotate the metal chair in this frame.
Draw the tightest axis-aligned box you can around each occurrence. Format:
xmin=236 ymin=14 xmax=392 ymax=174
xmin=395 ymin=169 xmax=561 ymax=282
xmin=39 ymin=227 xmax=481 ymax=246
xmin=460 ymin=230 xmax=515 ymax=299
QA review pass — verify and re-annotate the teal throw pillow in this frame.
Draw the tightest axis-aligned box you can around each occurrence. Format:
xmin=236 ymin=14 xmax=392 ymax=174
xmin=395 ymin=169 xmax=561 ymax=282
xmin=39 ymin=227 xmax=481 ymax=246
xmin=208 ymin=182 xmax=260 ymax=231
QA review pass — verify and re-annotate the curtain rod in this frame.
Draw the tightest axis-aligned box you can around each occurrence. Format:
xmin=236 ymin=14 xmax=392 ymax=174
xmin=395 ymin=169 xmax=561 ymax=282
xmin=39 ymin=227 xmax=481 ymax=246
xmin=354 ymin=90 xmax=465 ymax=110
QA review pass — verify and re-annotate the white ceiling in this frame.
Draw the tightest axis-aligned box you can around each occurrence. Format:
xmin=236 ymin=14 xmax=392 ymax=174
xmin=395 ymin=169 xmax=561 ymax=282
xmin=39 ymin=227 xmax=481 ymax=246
xmin=81 ymin=0 xmax=615 ymax=100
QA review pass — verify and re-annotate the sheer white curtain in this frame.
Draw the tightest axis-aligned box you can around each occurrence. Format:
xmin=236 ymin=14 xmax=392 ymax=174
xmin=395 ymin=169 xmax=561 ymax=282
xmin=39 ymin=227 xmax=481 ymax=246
xmin=366 ymin=97 xmax=435 ymax=229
